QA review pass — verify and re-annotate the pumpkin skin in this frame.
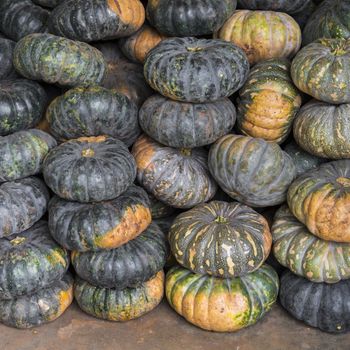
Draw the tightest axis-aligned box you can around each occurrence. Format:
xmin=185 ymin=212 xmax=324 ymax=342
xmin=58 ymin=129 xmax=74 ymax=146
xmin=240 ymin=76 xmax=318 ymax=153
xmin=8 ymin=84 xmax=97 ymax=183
xmin=13 ymin=34 xmax=106 ymax=87
xmin=148 ymin=193 xmax=175 ymax=219
xmin=209 ymin=134 xmax=296 ymax=207
xmin=287 ymin=160 xmax=350 ymax=243
xmin=32 ymin=0 xmax=63 ymax=8
xmin=0 ymin=38 xmax=17 ymax=80
xmin=0 ymin=129 xmax=56 ymax=182
xmin=169 ymin=201 xmax=272 ymax=278
xmin=74 ymin=271 xmax=164 ymax=321
xmin=280 ymin=271 xmax=350 ymax=333
xmin=237 ymin=58 xmax=302 ymax=144
xmin=48 ymin=185 xmax=151 ymax=252
xmin=166 ymin=265 xmax=279 ymax=332
xmin=144 ymin=37 xmax=249 ymax=103
xmin=43 ymin=136 xmax=136 ymax=203
xmin=237 ymin=0 xmax=313 ymax=13
xmin=132 ymin=135 xmax=217 ymax=209
xmin=216 ymin=10 xmax=301 ymax=65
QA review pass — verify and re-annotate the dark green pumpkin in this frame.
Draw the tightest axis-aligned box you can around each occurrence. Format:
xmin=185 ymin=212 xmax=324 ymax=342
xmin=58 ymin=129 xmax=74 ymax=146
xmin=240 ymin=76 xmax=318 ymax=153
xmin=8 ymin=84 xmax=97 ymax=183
xmin=148 ymin=193 xmax=175 ymax=219
xmin=0 ymin=38 xmax=17 ymax=80
xmin=144 ymin=37 xmax=249 ymax=103
xmin=32 ymin=0 xmax=63 ymax=8
xmin=237 ymin=0 xmax=313 ymax=13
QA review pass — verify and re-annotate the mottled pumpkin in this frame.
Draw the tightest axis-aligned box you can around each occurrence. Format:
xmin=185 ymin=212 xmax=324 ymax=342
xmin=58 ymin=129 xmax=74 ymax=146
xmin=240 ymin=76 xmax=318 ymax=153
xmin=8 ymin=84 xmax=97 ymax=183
xmin=74 ymin=271 xmax=164 ymax=321
xmin=0 ymin=38 xmax=17 ymax=80
xmin=166 ymin=265 xmax=278 ymax=332
xmin=209 ymin=134 xmax=296 ymax=207
xmin=32 ymin=0 xmax=63 ymax=7
xmin=148 ymin=193 xmax=175 ymax=219
xmin=43 ymin=136 xmax=136 ymax=203
xmin=216 ymin=10 xmax=301 ymax=65
xmin=237 ymin=58 xmax=302 ymax=144
xmin=13 ymin=33 xmax=106 ymax=87
xmin=132 ymin=135 xmax=217 ymax=209
xmin=144 ymin=37 xmax=249 ymax=103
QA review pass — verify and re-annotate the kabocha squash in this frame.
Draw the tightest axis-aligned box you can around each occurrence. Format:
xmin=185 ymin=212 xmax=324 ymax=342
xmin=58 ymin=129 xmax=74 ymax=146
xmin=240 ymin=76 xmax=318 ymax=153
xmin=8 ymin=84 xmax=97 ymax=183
xmin=132 ymin=135 xmax=217 ymax=209
xmin=272 ymin=206 xmax=350 ymax=283
xmin=74 ymin=271 xmax=164 ymax=321
xmin=0 ymin=129 xmax=56 ymax=182
xmin=209 ymin=134 xmax=296 ymax=207
xmin=32 ymin=0 xmax=64 ymax=8
xmin=148 ymin=193 xmax=175 ymax=219
xmin=166 ymin=265 xmax=279 ymax=332
xmin=237 ymin=0 xmax=313 ymax=13
xmin=13 ymin=34 xmax=106 ymax=87
xmin=280 ymin=271 xmax=350 ymax=333
xmin=216 ymin=10 xmax=301 ymax=65
xmin=140 ymin=95 xmax=236 ymax=148
xmin=48 ymin=185 xmax=151 ymax=252
xmin=144 ymin=37 xmax=249 ymax=103
xmin=46 ymin=86 xmax=139 ymax=146
xmin=237 ymin=59 xmax=302 ymax=144
xmin=0 ymin=39 xmax=17 ymax=80
xmin=43 ymin=136 xmax=136 ymax=203
xmin=288 ymin=160 xmax=350 ymax=243
xmin=0 ymin=273 xmax=73 ymax=329
xmin=169 ymin=201 xmax=272 ymax=278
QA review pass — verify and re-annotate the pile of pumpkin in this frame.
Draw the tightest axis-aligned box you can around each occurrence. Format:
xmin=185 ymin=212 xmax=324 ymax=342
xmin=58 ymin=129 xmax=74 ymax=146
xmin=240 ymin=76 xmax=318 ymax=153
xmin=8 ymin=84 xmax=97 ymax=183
xmin=0 ymin=0 xmax=350 ymax=335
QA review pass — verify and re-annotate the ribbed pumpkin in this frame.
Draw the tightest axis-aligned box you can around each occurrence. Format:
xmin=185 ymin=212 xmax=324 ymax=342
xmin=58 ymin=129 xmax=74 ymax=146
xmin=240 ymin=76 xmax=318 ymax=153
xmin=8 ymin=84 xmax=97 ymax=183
xmin=280 ymin=271 xmax=350 ymax=333
xmin=288 ymin=160 xmax=350 ymax=243
xmin=237 ymin=0 xmax=313 ymax=13
xmin=209 ymin=134 xmax=296 ymax=207
xmin=166 ymin=265 xmax=279 ymax=332
xmin=0 ymin=129 xmax=56 ymax=182
xmin=0 ymin=38 xmax=17 ymax=80
xmin=46 ymin=86 xmax=139 ymax=146
xmin=216 ymin=10 xmax=301 ymax=65
xmin=13 ymin=34 xmax=106 ymax=87
xmin=139 ymin=95 xmax=236 ymax=148
xmin=74 ymin=271 xmax=164 ymax=321
xmin=237 ymin=58 xmax=302 ymax=144
xmin=132 ymin=135 xmax=217 ymax=209
xmin=144 ymin=37 xmax=249 ymax=103
xmin=43 ymin=136 xmax=136 ymax=203
xmin=48 ymin=185 xmax=151 ymax=251
xmin=148 ymin=193 xmax=175 ymax=219
xmin=32 ymin=0 xmax=63 ymax=7
xmin=169 ymin=201 xmax=272 ymax=278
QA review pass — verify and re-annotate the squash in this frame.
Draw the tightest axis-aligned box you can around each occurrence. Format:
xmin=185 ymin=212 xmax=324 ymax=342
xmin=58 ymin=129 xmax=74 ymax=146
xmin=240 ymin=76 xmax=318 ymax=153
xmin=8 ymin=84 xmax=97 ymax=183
xmin=237 ymin=0 xmax=313 ymax=14
xmin=272 ymin=205 xmax=350 ymax=283
xmin=166 ymin=265 xmax=279 ymax=332
xmin=43 ymin=136 xmax=136 ymax=203
xmin=32 ymin=0 xmax=63 ymax=8
xmin=169 ymin=201 xmax=272 ymax=278
xmin=216 ymin=10 xmax=301 ymax=65
xmin=148 ymin=193 xmax=175 ymax=219
xmin=280 ymin=271 xmax=350 ymax=333
xmin=144 ymin=37 xmax=249 ymax=103
xmin=237 ymin=58 xmax=302 ymax=144
xmin=0 ymin=273 xmax=73 ymax=329
xmin=13 ymin=33 xmax=106 ymax=87
xmin=0 ymin=38 xmax=17 ymax=80
xmin=132 ymin=135 xmax=217 ymax=209
xmin=0 ymin=129 xmax=56 ymax=182
xmin=48 ymin=185 xmax=151 ymax=252
xmin=287 ymin=160 xmax=350 ymax=243
xmin=46 ymin=86 xmax=139 ymax=146
xmin=209 ymin=134 xmax=296 ymax=207
xmin=74 ymin=271 xmax=164 ymax=321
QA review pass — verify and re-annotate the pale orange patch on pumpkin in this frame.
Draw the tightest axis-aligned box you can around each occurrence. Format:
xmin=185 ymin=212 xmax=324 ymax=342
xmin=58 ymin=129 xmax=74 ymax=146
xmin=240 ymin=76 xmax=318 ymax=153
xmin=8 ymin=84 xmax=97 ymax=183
xmin=261 ymin=217 xmax=272 ymax=258
xmin=132 ymin=135 xmax=156 ymax=171
xmin=48 ymin=286 xmax=74 ymax=321
xmin=77 ymin=135 xmax=107 ymax=143
xmin=36 ymin=117 xmax=51 ymax=134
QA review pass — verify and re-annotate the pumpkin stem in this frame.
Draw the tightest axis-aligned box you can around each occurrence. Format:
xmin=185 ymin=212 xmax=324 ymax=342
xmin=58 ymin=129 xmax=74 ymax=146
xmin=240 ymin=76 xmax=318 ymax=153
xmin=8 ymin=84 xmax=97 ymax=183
xmin=336 ymin=177 xmax=350 ymax=187
xmin=10 ymin=237 xmax=26 ymax=245
xmin=81 ymin=148 xmax=95 ymax=157
xmin=215 ymin=216 xmax=228 ymax=224
xmin=180 ymin=148 xmax=192 ymax=157
xmin=186 ymin=46 xmax=203 ymax=52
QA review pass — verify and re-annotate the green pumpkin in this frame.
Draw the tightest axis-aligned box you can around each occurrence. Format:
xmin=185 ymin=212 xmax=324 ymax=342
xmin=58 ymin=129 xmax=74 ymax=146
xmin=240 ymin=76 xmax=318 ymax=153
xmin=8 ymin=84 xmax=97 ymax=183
xmin=148 ymin=192 xmax=175 ymax=219
xmin=0 ymin=38 xmax=17 ymax=80
xmin=237 ymin=0 xmax=312 ymax=13
xmin=32 ymin=0 xmax=65 ymax=8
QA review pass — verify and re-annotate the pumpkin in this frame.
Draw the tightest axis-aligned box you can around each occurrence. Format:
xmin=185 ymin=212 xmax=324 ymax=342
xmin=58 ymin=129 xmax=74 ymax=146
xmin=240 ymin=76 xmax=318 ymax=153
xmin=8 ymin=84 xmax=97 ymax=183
xmin=293 ymin=100 xmax=350 ymax=159
xmin=0 ymin=79 xmax=47 ymax=136
xmin=169 ymin=201 xmax=272 ymax=278
xmin=139 ymin=94 xmax=236 ymax=148
xmin=0 ymin=0 xmax=49 ymax=42
xmin=0 ymin=129 xmax=56 ymax=182
xmin=148 ymin=193 xmax=175 ymax=219
xmin=46 ymin=86 xmax=139 ymax=146
xmin=166 ymin=265 xmax=279 ymax=332
xmin=93 ymin=41 xmax=127 ymax=63
xmin=237 ymin=0 xmax=313 ymax=13
xmin=208 ymin=134 xmax=296 ymax=207
xmin=0 ymin=177 xmax=49 ymax=238
xmin=272 ymin=205 xmax=350 ymax=283
xmin=43 ymin=136 xmax=136 ymax=203
xmin=0 ymin=221 xmax=69 ymax=299
xmin=132 ymin=135 xmax=217 ymax=209
xmin=74 ymin=271 xmax=164 ymax=321
xmin=32 ymin=0 xmax=63 ymax=8
xmin=146 ymin=0 xmax=236 ymax=37
xmin=287 ymin=160 xmax=350 ymax=243
xmin=216 ymin=10 xmax=301 ymax=65
xmin=48 ymin=185 xmax=151 ymax=252
xmin=13 ymin=33 xmax=106 ymax=87
xmin=280 ymin=271 xmax=350 ymax=333
xmin=237 ymin=58 xmax=302 ymax=144
xmin=144 ymin=37 xmax=249 ymax=103
xmin=0 ymin=38 xmax=17 ymax=80
xmin=291 ymin=39 xmax=350 ymax=104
